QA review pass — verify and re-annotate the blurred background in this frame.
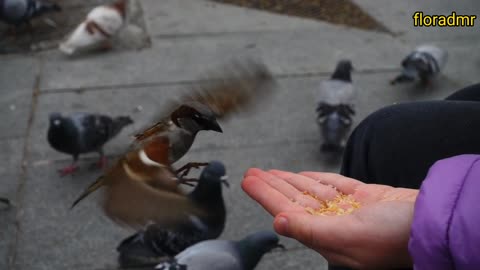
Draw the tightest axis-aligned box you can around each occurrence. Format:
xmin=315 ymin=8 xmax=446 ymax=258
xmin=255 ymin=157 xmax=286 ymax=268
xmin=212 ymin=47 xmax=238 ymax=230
xmin=1 ymin=0 xmax=479 ymax=269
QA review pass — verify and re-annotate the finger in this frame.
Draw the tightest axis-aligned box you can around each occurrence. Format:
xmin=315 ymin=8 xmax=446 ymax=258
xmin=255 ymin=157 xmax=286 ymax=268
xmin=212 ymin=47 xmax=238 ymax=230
xmin=273 ymin=211 xmax=340 ymax=249
xmin=299 ymin=172 xmax=363 ymax=194
xmin=244 ymin=168 xmax=263 ymax=178
xmin=242 ymin=176 xmax=305 ymax=216
xmin=248 ymin=169 xmax=323 ymax=208
xmin=269 ymin=170 xmax=338 ymax=201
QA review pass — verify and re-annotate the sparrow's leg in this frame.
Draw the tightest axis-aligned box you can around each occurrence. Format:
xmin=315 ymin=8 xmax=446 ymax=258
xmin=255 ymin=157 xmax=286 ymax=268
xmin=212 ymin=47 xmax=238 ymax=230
xmin=177 ymin=177 xmax=198 ymax=187
xmin=175 ymin=162 xmax=209 ymax=178
xmin=59 ymin=155 xmax=79 ymax=177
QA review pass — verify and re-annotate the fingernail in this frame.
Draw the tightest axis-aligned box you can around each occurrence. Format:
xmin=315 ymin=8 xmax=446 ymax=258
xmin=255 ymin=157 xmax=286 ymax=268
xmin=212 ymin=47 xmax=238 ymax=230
xmin=275 ymin=216 xmax=289 ymax=234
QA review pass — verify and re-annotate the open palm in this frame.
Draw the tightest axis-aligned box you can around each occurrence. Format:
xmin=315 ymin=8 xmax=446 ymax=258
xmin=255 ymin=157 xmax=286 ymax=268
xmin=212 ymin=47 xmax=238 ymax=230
xmin=242 ymin=169 xmax=418 ymax=269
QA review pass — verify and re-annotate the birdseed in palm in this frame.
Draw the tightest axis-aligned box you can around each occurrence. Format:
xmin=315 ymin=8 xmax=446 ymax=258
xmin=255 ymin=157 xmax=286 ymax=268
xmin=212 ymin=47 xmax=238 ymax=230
xmin=303 ymin=191 xmax=361 ymax=216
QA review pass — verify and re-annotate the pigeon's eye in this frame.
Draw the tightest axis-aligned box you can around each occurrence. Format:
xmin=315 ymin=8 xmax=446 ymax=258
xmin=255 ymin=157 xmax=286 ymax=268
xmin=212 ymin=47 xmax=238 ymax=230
xmin=53 ymin=119 xmax=61 ymax=125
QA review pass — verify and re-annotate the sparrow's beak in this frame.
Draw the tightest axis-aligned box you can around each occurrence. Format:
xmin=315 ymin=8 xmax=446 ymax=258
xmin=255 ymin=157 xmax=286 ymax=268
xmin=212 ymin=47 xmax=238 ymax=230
xmin=208 ymin=120 xmax=223 ymax=133
xmin=221 ymin=175 xmax=230 ymax=188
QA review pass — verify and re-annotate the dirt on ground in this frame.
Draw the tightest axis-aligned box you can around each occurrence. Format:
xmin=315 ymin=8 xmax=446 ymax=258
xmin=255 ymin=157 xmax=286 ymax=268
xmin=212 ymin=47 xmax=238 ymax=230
xmin=212 ymin=0 xmax=389 ymax=33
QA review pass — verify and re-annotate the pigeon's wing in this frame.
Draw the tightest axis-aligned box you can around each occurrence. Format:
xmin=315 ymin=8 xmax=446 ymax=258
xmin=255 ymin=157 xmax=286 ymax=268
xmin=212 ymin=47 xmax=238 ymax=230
xmin=102 ymin=164 xmax=204 ymax=229
xmin=134 ymin=58 xmax=276 ymax=142
xmin=317 ymin=80 xmax=355 ymax=106
xmin=72 ymin=113 xmax=115 ymax=150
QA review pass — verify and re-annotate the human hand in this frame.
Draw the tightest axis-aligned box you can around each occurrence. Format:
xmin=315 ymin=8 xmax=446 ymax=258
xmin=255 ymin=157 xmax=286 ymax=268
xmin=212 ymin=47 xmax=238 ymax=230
xmin=242 ymin=169 xmax=418 ymax=269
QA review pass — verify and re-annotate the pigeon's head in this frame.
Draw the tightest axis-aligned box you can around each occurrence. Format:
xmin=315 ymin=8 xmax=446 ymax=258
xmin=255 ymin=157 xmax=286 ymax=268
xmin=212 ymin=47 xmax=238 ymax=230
xmin=331 ymin=59 xmax=354 ymax=82
xmin=171 ymin=102 xmax=223 ymax=133
xmin=243 ymin=230 xmax=283 ymax=253
xmin=237 ymin=231 xmax=284 ymax=269
xmin=200 ymin=161 xmax=228 ymax=187
xmin=49 ymin=112 xmax=64 ymax=127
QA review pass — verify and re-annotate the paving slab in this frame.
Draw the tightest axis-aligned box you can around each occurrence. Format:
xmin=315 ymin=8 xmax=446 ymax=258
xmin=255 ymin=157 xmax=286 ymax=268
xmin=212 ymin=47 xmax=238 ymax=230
xmin=140 ymin=0 xmax=323 ymax=37
xmin=16 ymin=141 xmax=327 ymax=270
xmin=29 ymin=71 xmax=461 ymax=163
xmin=0 ymin=138 xmax=25 ymax=270
xmin=353 ymin=0 xmax=480 ymax=41
xmin=39 ymin=26 xmax=405 ymax=90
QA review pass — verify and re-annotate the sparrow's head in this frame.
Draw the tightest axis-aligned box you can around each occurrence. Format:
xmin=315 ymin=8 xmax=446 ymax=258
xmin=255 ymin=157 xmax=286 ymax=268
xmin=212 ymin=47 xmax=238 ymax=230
xmin=49 ymin=112 xmax=64 ymax=127
xmin=331 ymin=59 xmax=354 ymax=82
xmin=171 ymin=102 xmax=223 ymax=133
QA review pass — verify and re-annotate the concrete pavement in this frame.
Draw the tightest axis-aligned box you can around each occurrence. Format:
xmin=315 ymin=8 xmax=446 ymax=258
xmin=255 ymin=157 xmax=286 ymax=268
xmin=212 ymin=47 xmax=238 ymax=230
xmin=1 ymin=0 xmax=479 ymax=269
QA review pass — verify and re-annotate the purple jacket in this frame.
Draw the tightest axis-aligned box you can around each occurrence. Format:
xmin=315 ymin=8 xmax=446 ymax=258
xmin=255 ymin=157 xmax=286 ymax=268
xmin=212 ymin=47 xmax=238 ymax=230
xmin=409 ymin=155 xmax=480 ymax=270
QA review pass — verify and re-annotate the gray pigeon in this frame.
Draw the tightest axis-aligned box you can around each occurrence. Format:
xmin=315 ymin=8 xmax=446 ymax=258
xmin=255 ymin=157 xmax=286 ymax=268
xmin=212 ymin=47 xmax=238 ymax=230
xmin=155 ymin=231 xmax=284 ymax=270
xmin=316 ymin=60 xmax=355 ymax=152
xmin=391 ymin=44 xmax=448 ymax=86
xmin=47 ymin=112 xmax=133 ymax=176
xmin=116 ymin=161 xmax=228 ymax=268
xmin=0 ymin=0 xmax=61 ymax=27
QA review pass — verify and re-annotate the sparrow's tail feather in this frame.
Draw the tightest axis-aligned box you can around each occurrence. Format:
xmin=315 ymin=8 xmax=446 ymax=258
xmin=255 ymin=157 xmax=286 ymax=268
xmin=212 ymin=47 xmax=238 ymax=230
xmin=71 ymin=176 xmax=105 ymax=209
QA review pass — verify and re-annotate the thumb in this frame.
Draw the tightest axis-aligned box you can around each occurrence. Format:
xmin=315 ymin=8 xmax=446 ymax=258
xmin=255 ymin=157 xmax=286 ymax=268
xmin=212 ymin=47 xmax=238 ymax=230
xmin=274 ymin=212 xmax=317 ymax=248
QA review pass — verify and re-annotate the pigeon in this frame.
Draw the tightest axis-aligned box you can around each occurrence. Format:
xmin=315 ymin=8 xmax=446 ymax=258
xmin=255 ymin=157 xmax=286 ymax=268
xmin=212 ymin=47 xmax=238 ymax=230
xmin=154 ymin=231 xmax=284 ymax=270
xmin=316 ymin=60 xmax=355 ymax=152
xmin=115 ymin=161 xmax=228 ymax=268
xmin=0 ymin=0 xmax=61 ymax=27
xmin=59 ymin=0 xmax=126 ymax=55
xmin=47 ymin=112 xmax=133 ymax=176
xmin=391 ymin=44 xmax=448 ymax=86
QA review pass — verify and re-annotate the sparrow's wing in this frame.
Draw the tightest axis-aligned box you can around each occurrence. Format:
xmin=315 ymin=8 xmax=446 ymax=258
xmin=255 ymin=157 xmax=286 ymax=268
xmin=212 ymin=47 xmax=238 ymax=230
xmin=134 ymin=58 xmax=276 ymax=142
xmin=103 ymin=168 xmax=203 ymax=229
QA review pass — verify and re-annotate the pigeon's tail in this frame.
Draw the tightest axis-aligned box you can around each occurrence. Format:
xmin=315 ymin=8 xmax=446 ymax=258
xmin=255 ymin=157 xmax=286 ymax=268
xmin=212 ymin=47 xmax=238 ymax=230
xmin=155 ymin=259 xmax=187 ymax=270
xmin=111 ymin=116 xmax=134 ymax=137
xmin=117 ymin=231 xmax=169 ymax=268
xmin=390 ymin=72 xmax=416 ymax=85
xmin=116 ymin=228 xmax=185 ymax=268
xmin=33 ymin=1 xmax=62 ymax=17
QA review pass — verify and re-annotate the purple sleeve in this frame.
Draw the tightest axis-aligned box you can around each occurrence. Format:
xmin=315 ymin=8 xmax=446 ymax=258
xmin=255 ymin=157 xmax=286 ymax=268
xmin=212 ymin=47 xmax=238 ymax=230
xmin=408 ymin=155 xmax=480 ymax=270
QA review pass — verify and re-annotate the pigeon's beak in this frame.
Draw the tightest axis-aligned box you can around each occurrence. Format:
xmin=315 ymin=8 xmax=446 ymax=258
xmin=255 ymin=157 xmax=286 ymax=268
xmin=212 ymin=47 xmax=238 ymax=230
xmin=208 ymin=120 xmax=223 ymax=133
xmin=221 ymin=175 xmax=230 ymax=188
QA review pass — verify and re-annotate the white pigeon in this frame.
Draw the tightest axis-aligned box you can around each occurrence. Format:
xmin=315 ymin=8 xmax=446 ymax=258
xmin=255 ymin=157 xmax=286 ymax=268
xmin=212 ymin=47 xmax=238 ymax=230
xmin=59 ymin=0 xmax=126 ymax=55
xmin=391 ymin=44 xmax=448 ymax=86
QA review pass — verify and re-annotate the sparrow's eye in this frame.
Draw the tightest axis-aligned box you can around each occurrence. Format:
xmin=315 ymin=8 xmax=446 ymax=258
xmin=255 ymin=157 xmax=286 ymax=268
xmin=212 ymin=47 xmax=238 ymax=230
xmin=193 ymin=114 xmax=201 ymax=119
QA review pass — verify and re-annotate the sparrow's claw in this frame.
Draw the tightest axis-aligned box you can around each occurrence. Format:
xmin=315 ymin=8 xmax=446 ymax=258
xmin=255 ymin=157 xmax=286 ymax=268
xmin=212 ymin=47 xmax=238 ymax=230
xmin=58 ymin=165 xmax=79 ymax=177
xmin=175 ymin=162 xmax=210 ymax=178
xmin=178 ymin=177 xmax=199 ymax=187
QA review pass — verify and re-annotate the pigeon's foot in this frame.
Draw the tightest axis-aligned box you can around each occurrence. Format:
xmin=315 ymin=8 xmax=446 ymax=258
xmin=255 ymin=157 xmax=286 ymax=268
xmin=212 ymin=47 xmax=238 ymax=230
xmin=0 ymin=197 xmax=11 ymax=210
xmin=58 ymin=165 xmax=79 ymax=177
xmin=100 ymin=41 xmax=113 ymax=51
xmin=175 ymin=162 xmax=209 ymax=178
xmin=89 ymin=156 xmax=108 ymax=170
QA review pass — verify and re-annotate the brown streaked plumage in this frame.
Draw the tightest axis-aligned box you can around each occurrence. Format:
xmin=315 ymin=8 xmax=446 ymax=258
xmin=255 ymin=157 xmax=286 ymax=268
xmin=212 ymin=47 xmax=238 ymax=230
xmin=72 ymin=58 xmax=275 ymax=229
xmin=134 ymin=58 xmax=275 ymax=142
